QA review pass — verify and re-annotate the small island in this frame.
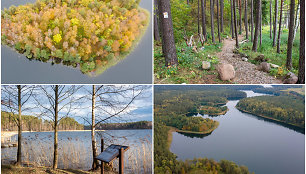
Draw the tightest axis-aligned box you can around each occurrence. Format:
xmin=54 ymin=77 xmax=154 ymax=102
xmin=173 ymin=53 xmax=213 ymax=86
xmin=1 ymin=0 xmax=149 ymax=75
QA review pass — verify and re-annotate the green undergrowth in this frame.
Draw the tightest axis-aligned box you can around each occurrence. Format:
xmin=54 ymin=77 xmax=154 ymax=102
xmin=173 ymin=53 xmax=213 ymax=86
xmin=238 ymin=26 xmax=300 ymax=77
xmin=154 ymin=35 xmax=230 ymax=84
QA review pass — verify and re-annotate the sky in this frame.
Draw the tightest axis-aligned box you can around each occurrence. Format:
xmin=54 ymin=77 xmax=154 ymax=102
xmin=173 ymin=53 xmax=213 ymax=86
xmin=1 ymin=85 xmax=153 ymax=125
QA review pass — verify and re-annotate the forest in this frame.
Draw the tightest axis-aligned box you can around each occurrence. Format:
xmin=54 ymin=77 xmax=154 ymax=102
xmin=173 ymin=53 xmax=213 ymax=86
xmin=154 ymin=0 xmax=304 ymax=84
xmin=1 ymin=0 xmax=149 ymax=75
xmin=1 ymin=111 xmax=84 ymax=131
xmin=154 ymin=123 xmax=252 ymax=173
xmin=154 ymin=86 xmax=253 ymax=173
xmin=84 ymin=121 xmax=152 ymax=130
xmin=236 ymin=95 xmax=305 ymax=128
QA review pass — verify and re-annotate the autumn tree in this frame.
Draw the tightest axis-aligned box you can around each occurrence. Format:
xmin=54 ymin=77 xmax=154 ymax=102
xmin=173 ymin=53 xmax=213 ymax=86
xmin=158 ymin=0 xmax=178 ymax=66
xmin=286 ymin=0 xmax=295 ymax=70
xmin=1 ymin=85 xmax=34 ymax=165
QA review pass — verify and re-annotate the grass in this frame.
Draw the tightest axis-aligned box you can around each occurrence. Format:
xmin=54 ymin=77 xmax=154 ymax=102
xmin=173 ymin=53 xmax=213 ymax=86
xmin=1 ymin=164 xmax=115 ymax=174
xmin=238 ymin=26 xmax=300 ymax=77
xmin=154 ymin=27 xmax=233 ymax=84
xmin=1 ymin=134 xmax=152 ymax=174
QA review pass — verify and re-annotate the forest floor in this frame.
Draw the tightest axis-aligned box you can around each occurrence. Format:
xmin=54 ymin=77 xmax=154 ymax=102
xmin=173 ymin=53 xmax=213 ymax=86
xmin=217 ymin=35 xmax=282 ymax=84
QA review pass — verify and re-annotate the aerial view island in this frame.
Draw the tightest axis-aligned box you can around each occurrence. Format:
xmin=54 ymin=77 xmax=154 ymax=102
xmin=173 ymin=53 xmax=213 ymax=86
xmin=154 ymin=85 xmax=304 ymax=174
xmin=1 ymin=0 xmax=149 ymax=75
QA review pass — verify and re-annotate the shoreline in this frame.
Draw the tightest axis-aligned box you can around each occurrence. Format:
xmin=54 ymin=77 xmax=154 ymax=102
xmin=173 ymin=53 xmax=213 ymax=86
xmin=167 ymin=122 xmax=219 ymax=147
xmin=236 ymin=106 xmax=304 ymax=129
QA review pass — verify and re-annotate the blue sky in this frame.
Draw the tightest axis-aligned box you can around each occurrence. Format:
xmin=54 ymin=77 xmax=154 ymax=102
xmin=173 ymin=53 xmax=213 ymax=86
xmin=1 ymin=85 xmax=153 ymax=125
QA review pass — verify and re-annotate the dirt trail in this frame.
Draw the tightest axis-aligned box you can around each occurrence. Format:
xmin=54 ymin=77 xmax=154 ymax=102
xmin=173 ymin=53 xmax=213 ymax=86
xmin=216 ymin=35 xmax=282 ymax=84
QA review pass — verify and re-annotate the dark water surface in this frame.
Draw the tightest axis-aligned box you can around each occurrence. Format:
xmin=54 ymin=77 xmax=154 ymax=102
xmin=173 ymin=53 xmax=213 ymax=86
xmin=2 ymin=130 xmax=152 ymax=173
xmin=1 ymin=0 xmax=152 ymax=84
xmin=170 ymin=91 xmax=305 ymax=174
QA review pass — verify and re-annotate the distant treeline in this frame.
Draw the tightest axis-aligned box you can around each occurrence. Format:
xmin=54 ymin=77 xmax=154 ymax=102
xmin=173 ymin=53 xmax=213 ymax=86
xmin=1 ymin=111 xmax=84 ymax=131
xmin=84 ymin=121 xmax=152 ymax=130
xmin=236 ymin=96 xmax=305 ymax=128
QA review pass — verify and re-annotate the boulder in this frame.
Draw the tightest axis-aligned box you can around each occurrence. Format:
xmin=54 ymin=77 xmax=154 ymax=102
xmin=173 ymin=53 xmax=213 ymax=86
xmin=258 ymin=62 xmax=270 ymax=72
xmin=242 ymin=57 xmax=248 ymax=61
xmin=202 ymin=61 xmax=211 ymax=70
xmin=283 ymin=72 xmax=298 ymax=84
xmin=217 ymin=64 xmax=235 ymax=81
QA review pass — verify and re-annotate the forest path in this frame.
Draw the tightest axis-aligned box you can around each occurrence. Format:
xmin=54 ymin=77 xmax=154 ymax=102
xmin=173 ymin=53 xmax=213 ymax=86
xmin=216 ymin=35 xmax=282 ymax=84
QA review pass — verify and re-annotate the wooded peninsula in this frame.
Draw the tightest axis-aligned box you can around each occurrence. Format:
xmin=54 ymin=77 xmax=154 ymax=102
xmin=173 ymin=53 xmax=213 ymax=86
xmin=154 ymin=85 xmax=253 ymax=173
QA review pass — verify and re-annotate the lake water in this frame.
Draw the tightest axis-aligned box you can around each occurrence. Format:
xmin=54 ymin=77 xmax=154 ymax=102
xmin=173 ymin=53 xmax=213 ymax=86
xmin=1 ymin=129 xmax=152 ymax=173
xmin=170 ymin=91 xmax=305 ymax=174
xmin=1 ymin=0 xmax=152 ymax=84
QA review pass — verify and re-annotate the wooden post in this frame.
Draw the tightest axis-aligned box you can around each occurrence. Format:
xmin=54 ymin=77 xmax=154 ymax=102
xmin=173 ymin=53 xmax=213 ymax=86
xmin=119 ymin=148 xmax=124 ymax=174
xmin=101 ymin=139 xmax=104 ymax=174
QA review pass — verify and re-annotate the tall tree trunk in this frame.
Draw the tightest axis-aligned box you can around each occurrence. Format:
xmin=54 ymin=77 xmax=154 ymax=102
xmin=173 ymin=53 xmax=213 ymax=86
xmin=16 ymin=85 xmax=22 ymax=166
xmin=198 ymin=0 xmax=200 ymax=34
xmin=297 ymin=0 xmax=305 ymax=83
xmin=231 ymin=0 xmax=235 ymax=38
xmin=233 ymin=0 xmax=239 ymax=47
xmin=91 ymin=85 xmax=99 ymax=170
xmin=286 ymin=0 xmax=295 ymax=70
xmin=293 ymin=0 xmax=300 ymax=40
xmin=270 ymin=0 xmax=272 ymax=38
xmin=220 ymin=0 xmax=224 ymax=32
xmin=277 ymin=0 xmax=284 ymax=53
xmin=260 ymin=6 xmax=262 ymax=45
xmin=154 ymin=0 xmax=160 ymax=41
xmin=201 ymin=0 xmax=207 ymax=39
xmin=251 ymin=0 xmax=254 ymax=41
xmin=216 ymin=0 xmax=221 ymax=42
xmin=239 ymin=0 xmax=242 ymax=33
xmin=252 ymin=0 xmax=261 ymax=51
xmin=158 ymin=0 xmax=178 ymax=66
xmin=53 ymin=85 xmax=58 ymax=169
xmin=245 ymin=0 xmax=248 ymax=40
xmin=210 ymin=0 xmax=215 ymax=43
xmin=273 ymin=0 xmax=278 ymax=46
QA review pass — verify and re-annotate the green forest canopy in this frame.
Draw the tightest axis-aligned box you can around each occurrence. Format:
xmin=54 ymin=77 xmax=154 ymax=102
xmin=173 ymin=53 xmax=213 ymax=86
xmin=236 ymin=95 xmax=305 ymax=128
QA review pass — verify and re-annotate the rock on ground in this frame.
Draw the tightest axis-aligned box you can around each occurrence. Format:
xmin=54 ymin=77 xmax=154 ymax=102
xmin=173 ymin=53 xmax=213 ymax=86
xmin=258 ymin=62 xmax=271 ymax=72
xmin=202 ymin=61 xmax=211 ymax=70
xmin=283 ymin=72 xmax=298 ymax=84
xmin=217 ymin=64 xmax=235 ymax=81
